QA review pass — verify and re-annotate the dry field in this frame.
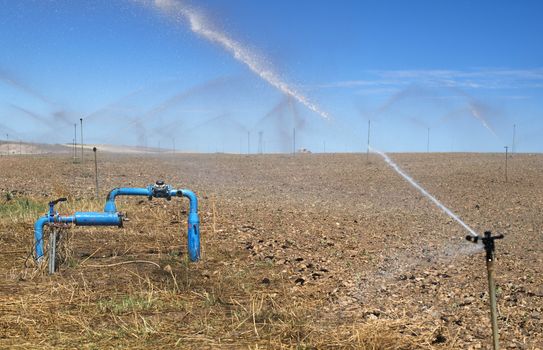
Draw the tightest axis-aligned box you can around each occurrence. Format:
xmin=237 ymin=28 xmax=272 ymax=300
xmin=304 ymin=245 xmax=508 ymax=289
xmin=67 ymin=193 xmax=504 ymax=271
xmin=0 ymin=152 xmax=542 ymax=349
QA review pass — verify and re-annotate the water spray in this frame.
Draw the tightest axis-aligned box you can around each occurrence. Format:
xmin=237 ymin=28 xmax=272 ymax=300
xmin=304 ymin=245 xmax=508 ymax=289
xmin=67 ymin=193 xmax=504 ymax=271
xmin=466 ymin=231 xmax=504 ymax=350
xmin=149 ymin=0 xmax=331 ymax=121
xmin=370 ymin=147 xmax=478 ymax=237
xmin=293 ymin=128 xmax=296 ymax=155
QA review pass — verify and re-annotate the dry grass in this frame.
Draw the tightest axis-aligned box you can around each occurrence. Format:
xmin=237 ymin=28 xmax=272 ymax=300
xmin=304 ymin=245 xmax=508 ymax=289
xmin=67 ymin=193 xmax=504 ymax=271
xmin=0 ymin=194 xmax=438 ymax=349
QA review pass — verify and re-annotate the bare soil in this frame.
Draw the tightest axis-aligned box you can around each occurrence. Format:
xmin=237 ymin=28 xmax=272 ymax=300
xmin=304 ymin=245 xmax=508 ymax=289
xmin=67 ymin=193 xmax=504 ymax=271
xmin=0 ymin=152 xmax=542 ymax=349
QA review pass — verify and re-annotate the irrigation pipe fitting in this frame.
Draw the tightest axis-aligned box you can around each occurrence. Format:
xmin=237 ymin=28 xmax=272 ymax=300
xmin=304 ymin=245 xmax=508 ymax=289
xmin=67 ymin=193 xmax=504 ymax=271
xmin=33 ymin=180 xmax=201 ymax=273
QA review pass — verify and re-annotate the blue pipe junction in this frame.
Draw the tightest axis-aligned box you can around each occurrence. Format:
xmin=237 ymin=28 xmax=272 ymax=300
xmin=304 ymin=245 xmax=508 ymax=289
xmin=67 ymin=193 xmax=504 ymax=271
xmin=34 ymin=181 xmax=200 ymax=264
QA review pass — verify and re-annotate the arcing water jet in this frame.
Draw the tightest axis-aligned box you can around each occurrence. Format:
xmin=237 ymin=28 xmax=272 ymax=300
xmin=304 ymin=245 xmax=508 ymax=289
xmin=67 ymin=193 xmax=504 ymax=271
xmin=34 ymin=181 xmax=200 ymax=274
xmin=147 ymin=0 xmax=331 ymax=121
xmin=370 ymin=147 xmax=478 ymax=237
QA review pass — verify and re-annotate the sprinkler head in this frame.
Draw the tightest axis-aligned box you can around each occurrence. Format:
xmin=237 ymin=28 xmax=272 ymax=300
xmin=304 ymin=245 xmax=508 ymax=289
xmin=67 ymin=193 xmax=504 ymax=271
xmin=466 ymin=231 xmax=504 ymax=261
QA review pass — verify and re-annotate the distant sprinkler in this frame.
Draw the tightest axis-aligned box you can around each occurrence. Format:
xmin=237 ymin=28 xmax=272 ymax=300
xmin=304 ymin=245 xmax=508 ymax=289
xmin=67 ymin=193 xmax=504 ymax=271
xmin=258 ymin=131 xmax=263 ymax=155
xmin=247 ymin=131 xmax=250 ymax=155
xmin=511 ymin=124 xmax=517 ymax=155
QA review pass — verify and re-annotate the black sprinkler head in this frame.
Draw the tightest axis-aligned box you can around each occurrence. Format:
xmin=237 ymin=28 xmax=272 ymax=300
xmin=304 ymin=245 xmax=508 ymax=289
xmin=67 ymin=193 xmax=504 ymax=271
xmin=466 ymin=231 xmax=504 ymax=261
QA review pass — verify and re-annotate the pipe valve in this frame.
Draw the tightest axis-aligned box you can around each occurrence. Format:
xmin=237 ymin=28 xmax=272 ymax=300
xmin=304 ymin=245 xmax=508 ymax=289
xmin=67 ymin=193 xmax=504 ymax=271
xmin=48 ymin=197 xmax=67 ymax=217
xmin=466 ymin=231 xmax=504 ymax=261
xmin=149 ymin=180 xmax=172 ymax=200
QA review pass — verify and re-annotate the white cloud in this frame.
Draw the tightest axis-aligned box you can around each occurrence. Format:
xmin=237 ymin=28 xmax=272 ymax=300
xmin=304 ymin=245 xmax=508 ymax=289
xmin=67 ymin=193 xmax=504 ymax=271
xmin=316 ymin=68 xmax=543 ymax=92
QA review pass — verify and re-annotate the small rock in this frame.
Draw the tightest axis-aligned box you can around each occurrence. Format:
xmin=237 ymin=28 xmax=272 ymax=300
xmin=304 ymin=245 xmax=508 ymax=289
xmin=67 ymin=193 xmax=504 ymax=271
xmin=432 ymin=334 xmax=447 ymax=344
xmin=294 ymin=277 xmax=305 ymax=286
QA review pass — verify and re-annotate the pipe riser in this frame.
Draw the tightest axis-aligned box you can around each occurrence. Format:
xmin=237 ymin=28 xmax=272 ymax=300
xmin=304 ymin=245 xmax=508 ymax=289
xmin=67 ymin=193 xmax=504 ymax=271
xmin=187 ymin=221 xmax=200 ymax=262
xmin=487 ymin=260 xmax=500 ymax=350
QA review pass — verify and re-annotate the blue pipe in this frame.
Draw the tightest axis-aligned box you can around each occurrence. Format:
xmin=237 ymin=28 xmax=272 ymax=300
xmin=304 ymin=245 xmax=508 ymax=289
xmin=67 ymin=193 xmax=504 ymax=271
xmin=104 ymin=187 xmax=151 ymax=212
xmin=180 ymin=189 xmax=201 ymax=262
xmin=34 ymin=214 xmax=75 ymax=260
xmin=34 ymin=216 xmax=50 ymax=259
xmin=34 ymin=182 xmax=201 ymax=264
xmin=74 ymin=212 xmax=122 ymax=226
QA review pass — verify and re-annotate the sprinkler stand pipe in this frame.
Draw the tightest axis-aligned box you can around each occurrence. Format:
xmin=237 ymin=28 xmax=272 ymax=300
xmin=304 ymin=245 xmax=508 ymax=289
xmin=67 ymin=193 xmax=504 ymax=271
xmin=487 ymin=257 xmax=500 ymax=350
xmin=466 ymin=231 xmax=504 ymax=350
xmin=34 ymin=181 xmax=200 ymax=264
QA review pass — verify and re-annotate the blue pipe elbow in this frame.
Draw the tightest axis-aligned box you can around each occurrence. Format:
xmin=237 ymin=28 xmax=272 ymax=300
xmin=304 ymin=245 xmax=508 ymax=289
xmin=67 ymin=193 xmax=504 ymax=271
xmin=182 ymin=189 xmax=200 ymax=261
xmin=105 ymin=187 xmax=151 ymax=212
xmin=34 ymin=215 xmax=75 ymax=261
xmin=34 ymin=216 xmax=49 ymax=261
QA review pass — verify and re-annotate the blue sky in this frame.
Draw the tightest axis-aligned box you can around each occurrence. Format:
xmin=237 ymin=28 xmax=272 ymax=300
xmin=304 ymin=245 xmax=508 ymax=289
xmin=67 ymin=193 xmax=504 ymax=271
xmin=0 ymin=0 xmax=542 ymax=153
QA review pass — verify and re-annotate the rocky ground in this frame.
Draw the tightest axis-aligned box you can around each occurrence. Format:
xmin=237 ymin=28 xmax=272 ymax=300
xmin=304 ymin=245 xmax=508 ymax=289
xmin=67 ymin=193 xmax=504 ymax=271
xmin=0 ymin=152 xmax=541 ymax=349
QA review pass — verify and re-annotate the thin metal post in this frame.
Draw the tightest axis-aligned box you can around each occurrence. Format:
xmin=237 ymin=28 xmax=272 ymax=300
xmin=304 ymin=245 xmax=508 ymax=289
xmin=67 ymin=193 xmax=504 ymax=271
xmin=93 ymin=147 xmax=99 ymax=197
xmin=504 ymin=146 xmax=508 ymax=183
xmin=366 ymin=120 xmax=371 ymax=160
xmin=6 ymin=133 xmax=9 ymax=155
xmin=511 ymin=124 xmax=517 ymax=155
xmin=247 ymin=131 xmax=250 ymax=155
xmin=48 ymin=228 xmax=58 ymax=275
xmin=73 ymin=123 xmax=77 ymax=162
xmin=80 ymin=118 xmax=84 ymax=162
